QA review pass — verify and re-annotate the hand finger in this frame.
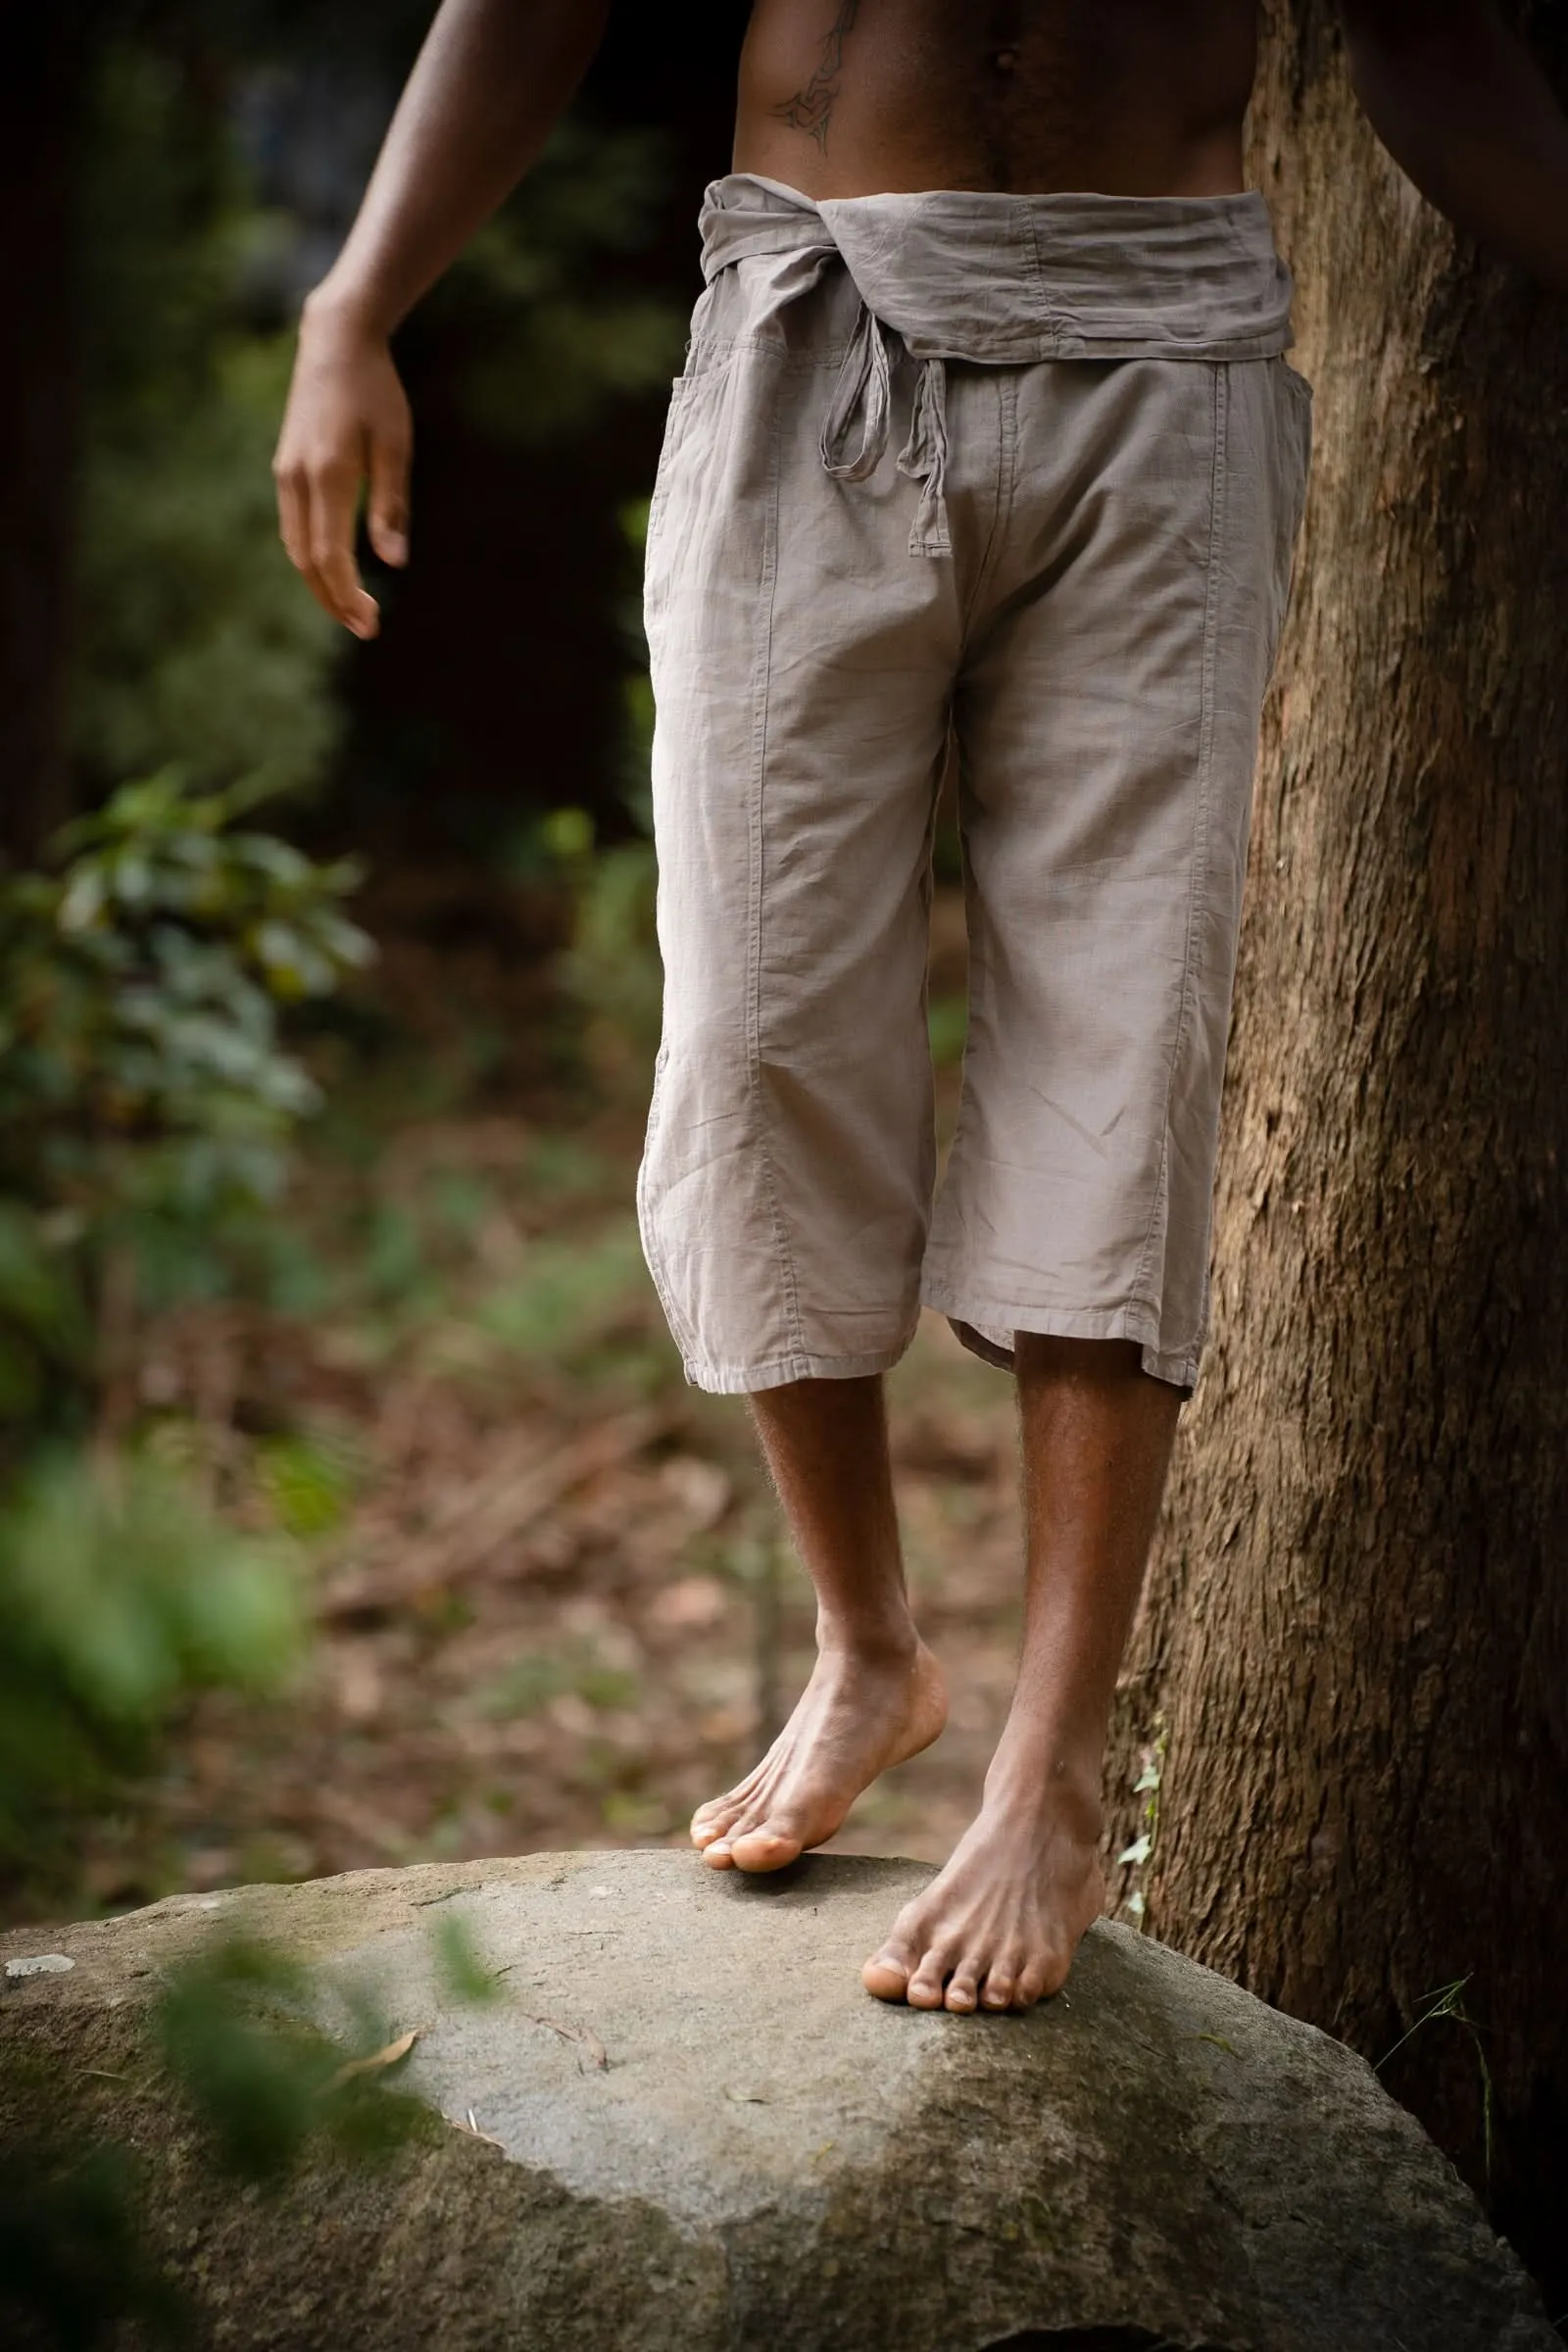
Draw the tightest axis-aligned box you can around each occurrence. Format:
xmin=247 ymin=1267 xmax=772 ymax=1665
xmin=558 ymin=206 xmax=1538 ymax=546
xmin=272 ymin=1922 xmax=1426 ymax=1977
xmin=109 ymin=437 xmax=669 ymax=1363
xmin=276 ymin=462 xmax=352 ymax=627
xmin=275 ymin=463 xmax=314 ymax=580
xmin=366 ymin=424 xmax=412 ymax=568
xmin=309 ymin=459 xmax=379 ymax=639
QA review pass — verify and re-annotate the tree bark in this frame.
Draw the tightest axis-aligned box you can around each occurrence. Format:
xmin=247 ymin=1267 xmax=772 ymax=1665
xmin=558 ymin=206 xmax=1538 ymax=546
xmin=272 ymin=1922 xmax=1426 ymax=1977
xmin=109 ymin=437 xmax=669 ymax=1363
xmin=0 ymin=5 xmax=91 ymax=870
xmin=1107 ymin=0 xmax=1568 ymax=2304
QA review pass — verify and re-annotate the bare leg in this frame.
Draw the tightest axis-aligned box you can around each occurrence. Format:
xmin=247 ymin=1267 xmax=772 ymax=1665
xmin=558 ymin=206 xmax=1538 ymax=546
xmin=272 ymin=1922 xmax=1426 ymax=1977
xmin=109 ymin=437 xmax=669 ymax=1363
xmin=864 ymin=1335 xmax=1180 ymax=2013
xmin=691 ymin=1375 xmax=947 ymax=1873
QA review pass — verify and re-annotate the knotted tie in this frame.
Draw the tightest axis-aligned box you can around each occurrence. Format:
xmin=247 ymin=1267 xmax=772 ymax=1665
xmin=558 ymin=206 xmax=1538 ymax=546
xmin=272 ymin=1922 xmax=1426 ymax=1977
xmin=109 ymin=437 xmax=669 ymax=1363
xmin=819 ymin=302 xmax=952 ymax=560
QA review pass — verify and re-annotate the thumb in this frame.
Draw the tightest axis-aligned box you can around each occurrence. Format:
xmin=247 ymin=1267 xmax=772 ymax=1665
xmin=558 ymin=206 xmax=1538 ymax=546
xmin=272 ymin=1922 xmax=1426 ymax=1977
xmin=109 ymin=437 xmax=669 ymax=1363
xmin=366 ymin=424 xmax=412 ymax=568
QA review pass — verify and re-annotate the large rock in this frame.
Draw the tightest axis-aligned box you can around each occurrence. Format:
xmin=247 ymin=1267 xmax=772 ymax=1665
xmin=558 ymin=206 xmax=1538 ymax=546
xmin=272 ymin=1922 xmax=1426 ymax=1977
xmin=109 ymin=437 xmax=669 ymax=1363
xmin=1 ymin=1851 xmax=1554 ymax=2350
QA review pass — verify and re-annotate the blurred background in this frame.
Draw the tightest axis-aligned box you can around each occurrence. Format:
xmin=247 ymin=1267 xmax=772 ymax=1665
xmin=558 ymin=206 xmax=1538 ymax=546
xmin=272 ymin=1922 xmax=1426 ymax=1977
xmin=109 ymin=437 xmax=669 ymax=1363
xmin=0 ymin=0 xmax=1025 ymax=1931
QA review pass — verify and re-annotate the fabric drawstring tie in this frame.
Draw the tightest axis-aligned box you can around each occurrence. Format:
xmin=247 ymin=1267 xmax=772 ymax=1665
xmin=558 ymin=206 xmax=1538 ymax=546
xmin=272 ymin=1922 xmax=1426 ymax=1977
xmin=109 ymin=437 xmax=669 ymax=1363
xmin=819 ymin=302 xmax=952 ymax=559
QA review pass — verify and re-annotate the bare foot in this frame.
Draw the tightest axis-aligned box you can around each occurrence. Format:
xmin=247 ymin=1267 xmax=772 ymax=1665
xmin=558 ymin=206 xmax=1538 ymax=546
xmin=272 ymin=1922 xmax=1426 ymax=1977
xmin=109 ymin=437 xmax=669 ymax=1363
xmin=691 ymin=1637 xmax=947 ymax=1873
xmin=862 ymin=1777 xmax=1104 ymax=2013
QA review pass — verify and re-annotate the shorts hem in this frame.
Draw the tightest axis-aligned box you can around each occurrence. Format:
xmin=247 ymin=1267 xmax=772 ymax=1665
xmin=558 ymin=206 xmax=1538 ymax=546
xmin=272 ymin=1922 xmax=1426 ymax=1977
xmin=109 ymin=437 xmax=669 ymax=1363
xmin=679 ymin=1328 xmax=920 ymax=1396
xmin=919 ymin=1281 xmax=1200 ymax=1396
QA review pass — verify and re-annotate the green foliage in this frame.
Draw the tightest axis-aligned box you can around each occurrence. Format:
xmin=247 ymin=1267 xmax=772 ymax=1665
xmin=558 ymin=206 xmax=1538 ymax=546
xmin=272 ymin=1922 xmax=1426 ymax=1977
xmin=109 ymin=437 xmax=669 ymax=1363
xmin=433 ymin=1910 xmax=506 ymax=2008
xmin=563 ymin=841 xmax=662 ymax=1074
xmin=0 ymin=1452 xmax=304 ymax=1888
xmin=0 ymin=2122 xmax=191 ymax=2352
xmin=927 ymin=993 xmax=968 ymax=1070
xmin=72 ymin=42 xmax=342 ymax=802
xmin=1377 ymin=1975 xmax=1495 ymax=2191
xmin=157 ymin=1936 xmax=427 ymax=2180
xmin=251 ymin=1430 xmax=361 ymax=1538
xmin=0 ymin=1927 xmax=437 ymax=2350
xmin=475 ymin=1217 xmax=652 ymax=1369
xmin=0 ymin=772 xmax=360 ymax=1901
xmin=0 ymin=770 xmax=371 ymax=1435
xmin=441 ymin=122 xmax=685 ymax=445
xmin=557 ymin=497 xmax=663 ymax=1083
xmin=478 ymin=1643 xmax=639 ymax=1723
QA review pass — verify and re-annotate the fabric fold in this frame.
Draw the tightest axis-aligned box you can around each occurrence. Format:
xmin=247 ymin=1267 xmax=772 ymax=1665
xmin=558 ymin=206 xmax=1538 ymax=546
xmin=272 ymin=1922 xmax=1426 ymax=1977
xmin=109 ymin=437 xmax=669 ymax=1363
xmin=697 ymin=171 xmax=1296 ymax=562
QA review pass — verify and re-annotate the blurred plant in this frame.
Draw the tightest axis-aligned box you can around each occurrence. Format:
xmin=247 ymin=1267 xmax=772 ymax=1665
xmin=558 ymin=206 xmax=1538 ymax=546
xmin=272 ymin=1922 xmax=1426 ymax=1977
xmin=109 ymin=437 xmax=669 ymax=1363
xmin=432 ymin=1909 xmax=507 ymax=2007
xmin=1 ymin=1925 xmax=439 ymax=2350
xmin=71 ymin=40 xmax=343 ymax=804
xmin=562 ymin=842 xmax=662 ymax=1080
xmin=474 ymin=1218 xmax=657 ymax=1378
xmin=0 ymin=768 xmax=372 ymax=1444
xmin=0 ymin=1451 xmax=304 ymax=1900
xmin=556 ymin=497 xmax=662 ymax=1086
xmin=0 ymin=2119 xmax=190 ymax=2352
xmin=438 ymin=121 xmax=684 ymax=446
xmin=156 ymin=1933 xmax=429 ymax=2180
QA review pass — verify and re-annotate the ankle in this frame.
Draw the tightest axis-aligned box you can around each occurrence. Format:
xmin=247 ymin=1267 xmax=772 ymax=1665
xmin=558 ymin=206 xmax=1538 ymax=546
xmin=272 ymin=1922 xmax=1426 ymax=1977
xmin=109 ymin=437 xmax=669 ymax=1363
xmin=982 ymin=1739 xmax=1104 ymax=1841
xmin=813 ymin=1609 xmax=920 ymax=1668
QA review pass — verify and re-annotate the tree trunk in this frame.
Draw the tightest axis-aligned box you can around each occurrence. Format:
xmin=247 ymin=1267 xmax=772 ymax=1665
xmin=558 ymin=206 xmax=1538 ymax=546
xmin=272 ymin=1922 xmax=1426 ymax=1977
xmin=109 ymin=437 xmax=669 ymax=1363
xmin=1107 ymin=0 xmax=1568 ymax=2305
xmin=0 ymin=5 xmax=91 ymax=870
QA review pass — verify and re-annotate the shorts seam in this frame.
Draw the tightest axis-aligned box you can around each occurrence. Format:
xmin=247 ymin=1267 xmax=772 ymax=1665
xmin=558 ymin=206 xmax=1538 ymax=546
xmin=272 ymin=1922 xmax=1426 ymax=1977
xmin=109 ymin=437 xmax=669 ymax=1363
xmin=921 ymin=1280 xmax=1200 ymax=1392
xmin=1131 ymin=358 xmax=1227 ymax=1307
xmin=941 ymin=737 xmax=986 ymax=1193
xmin=958 ymin=368 xmax=1017 ymax=642
xmin=679 ymin=1327 xmax=921 ymax=1396
xmin=747 ymin=387 xmax=809 ymax=1367
xmin=689 ymin=330 xmax=856 ymax=373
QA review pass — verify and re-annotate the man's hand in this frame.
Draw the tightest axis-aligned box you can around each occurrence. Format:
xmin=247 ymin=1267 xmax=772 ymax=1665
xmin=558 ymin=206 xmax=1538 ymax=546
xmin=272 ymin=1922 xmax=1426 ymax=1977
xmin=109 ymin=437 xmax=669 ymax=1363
xmin=273 ymin=298 xmax=413 ymax=640
xmin=268 ymin=0 xmax=608 ymax=638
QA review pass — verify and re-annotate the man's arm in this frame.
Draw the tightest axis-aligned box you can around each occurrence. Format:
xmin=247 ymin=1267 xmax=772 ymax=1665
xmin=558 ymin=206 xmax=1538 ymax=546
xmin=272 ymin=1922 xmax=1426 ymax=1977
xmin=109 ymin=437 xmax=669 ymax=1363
xmin=1340 ymin=0 xmax=1568 ymax=292
xmin=273 ymin=0 xmax=610 ymax=637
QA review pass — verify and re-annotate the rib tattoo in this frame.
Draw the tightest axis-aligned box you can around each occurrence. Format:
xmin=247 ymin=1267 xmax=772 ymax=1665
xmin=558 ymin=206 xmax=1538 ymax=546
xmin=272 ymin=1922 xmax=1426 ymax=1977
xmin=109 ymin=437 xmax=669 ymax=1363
xmin=772 ymin=1 xmax=860 ymax=150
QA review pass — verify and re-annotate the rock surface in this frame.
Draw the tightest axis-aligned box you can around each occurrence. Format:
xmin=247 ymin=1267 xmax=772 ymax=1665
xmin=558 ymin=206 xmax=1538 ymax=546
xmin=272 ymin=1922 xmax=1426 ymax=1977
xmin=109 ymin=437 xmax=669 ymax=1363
xmin=1 ymin=1850 xmax=1555 ymax=2351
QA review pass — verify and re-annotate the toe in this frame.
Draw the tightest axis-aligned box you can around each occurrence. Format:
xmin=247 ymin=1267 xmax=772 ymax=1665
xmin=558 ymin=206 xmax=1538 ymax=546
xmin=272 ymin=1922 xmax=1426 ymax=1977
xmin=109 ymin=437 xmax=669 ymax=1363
xmin=861 ymin=1949 xmax=912 ymax=2001
xmin=701 ymin=1838 xmax=736 ymax=1871
xmin=980 ymin=1965 xmax=1015 ymax=2011
xmin=728 ymin=1827 xmax=805 ymax=1873
xmin=906 ymin=1946 xmax=954 ymax=2010
xmin=944 ymin=1966 xmax=979 ymax=2015
xmin=1014 ymin=1952 xmax=1065 ymax=2008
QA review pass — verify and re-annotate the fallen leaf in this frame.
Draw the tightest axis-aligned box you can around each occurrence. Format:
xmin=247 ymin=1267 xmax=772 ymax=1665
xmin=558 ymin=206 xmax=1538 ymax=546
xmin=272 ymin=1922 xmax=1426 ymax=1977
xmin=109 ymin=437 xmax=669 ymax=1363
xmin=325 ymin=2026 xmax=422 ymax=2091
xmin=448 ymin=2109 xmax=506 ymax=2151
xmin=522 ymin=2013 xmax=608 ymax=2070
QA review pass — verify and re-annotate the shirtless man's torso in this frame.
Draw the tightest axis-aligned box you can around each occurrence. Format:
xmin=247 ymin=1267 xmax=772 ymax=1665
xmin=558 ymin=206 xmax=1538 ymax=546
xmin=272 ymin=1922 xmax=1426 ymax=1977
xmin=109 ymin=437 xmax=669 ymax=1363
xmin=738 ymin=0 xmax=1256 ymax=199
xmin=275 ymin=2 xmax=1568 ymax=2018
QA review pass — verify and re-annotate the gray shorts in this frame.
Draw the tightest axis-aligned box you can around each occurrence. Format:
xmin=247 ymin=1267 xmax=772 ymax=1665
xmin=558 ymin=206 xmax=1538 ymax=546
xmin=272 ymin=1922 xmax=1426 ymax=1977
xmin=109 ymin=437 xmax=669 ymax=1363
xmin=639 ymin=175 xmax=1310 ymax=1396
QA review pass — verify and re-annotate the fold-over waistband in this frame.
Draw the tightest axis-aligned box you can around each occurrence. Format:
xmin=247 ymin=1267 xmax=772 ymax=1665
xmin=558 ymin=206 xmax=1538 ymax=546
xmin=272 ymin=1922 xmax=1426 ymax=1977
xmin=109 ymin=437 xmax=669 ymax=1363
xmin=697 ymin=173 xmax=1296 ymax=558
xmin=699 ymin=173 xmax=1295 ymax=363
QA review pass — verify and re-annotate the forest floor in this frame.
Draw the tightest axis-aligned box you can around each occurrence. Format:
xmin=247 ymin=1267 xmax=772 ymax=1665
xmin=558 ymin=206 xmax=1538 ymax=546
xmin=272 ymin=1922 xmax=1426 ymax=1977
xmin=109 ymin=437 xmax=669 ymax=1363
xmin=69 ymin=885 xmax=1042 ymax=1917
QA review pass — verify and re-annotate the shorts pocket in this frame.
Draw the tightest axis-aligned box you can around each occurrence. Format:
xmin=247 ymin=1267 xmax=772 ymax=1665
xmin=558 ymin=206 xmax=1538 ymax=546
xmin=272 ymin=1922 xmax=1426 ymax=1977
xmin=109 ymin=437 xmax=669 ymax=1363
xmin=646 ymin=375 xmax=701 ymax=550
